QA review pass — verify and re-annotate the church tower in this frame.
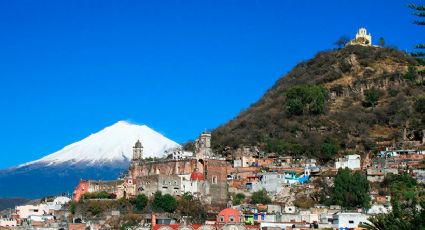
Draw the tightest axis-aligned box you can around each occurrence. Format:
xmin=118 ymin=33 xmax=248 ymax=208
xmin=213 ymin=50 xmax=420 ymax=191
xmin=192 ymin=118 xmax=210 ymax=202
xmin=195 ymin=131 xmax=213 ymax=158
xmin=132 ymin=140 xmax=143 ymax=161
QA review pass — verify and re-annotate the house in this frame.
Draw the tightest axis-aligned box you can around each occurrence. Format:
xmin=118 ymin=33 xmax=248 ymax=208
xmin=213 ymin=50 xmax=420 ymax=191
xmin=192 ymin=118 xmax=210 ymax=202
xmin=170 ymin=148 xmax=193 ymax=160
xmin=335 ymin=154 xmax=361 ymax=170
xmin=0 ymin=219 xmax=17 ymax=227
xmin=332 ymin=212 xmax=370 ymax=229
xmin=16 ymin=205 xmax=45 ymax=219
xmin=366 ymin=168 xmax=385 ymax=182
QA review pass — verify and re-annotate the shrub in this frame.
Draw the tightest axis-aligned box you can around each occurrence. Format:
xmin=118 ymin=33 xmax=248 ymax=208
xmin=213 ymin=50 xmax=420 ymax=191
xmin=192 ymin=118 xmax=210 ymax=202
xmin=363 ymin=88 xmax=381 ymax=108
xmin=135 ymin=194 xmax=148 ymax=211
xmin=233 ymin=193 xmax=246 ymax=205
xmin=151 ymin=192 xmax=177 ymax=213
xmin=286 ymin=85 xmax=328 ymax=116
xmin=250 ymin=190 xmax=272 ymax=204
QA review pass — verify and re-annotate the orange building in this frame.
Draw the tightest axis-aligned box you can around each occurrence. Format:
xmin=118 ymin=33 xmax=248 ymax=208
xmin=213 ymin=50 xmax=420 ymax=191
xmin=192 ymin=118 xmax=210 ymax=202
xmin=216 ymin=208 xmax=244 ymax=224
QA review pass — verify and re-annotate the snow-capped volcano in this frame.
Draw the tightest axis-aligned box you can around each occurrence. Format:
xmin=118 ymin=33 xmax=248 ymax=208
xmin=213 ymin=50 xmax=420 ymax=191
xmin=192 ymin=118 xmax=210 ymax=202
xmin=0 ymin=121 xmax=181 ymax=198
xmin=25 ymin=121 xmax=180 ymax=166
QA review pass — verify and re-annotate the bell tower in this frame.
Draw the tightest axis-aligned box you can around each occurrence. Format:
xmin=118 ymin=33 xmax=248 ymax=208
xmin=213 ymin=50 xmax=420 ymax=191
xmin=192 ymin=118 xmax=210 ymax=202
xmin=132 ymin=140 xmax=143 ymax=161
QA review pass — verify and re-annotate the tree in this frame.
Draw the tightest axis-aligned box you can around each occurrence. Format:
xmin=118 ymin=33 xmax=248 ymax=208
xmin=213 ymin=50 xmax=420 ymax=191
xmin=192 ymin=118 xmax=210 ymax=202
xmin=409 ymin=4 xmax=425 ymax=62
xmin=177 ymin=193 xmax=208 ymax=224
xmin=332 ymin=168 xmax=370 ymax=209
xmin=360 ymin=197 xmax=425 ymax=230
xmin=151 ymin=192 xmax=177 ymax=213
xmin=161 ymin=194 xmax=177 ymax=213
xmin=363 ymin=88 xmax=381 ymax=108
xmin=414 ymin=96 xmax=425 ymax=113
xmin=286 ymin=85 xmax=328 ymax=116
xmin=406 ymin=66 xmax=417 ymax=82
xmin=382 ymin=173 xmax=418 ymax=201
xmin=233 ymin=193 xmax=246 ymax=205
xmin=334 ymin=36 xmax=350 ymax=49
xmin=135 ymin=194 xmax=148 ymax=211
xmin=378 ymin=37 xmax=385 ymax=47
xmin=88 ymin=203 xmax=103 ymax=216
xmin=250 ymin=189 xmax=272 ymax=204
xmin=151 ymin=192 xmax=163 ymax=211
xmin=320 ymin=141 xmax=338 ymax=163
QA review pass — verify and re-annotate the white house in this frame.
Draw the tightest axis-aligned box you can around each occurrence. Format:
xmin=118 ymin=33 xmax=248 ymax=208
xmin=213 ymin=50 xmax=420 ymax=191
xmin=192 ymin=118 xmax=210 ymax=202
xmin=0 ymin=219 xmax=17 ymax=227
xmin=332 ymin=212 xmax=370 ymax=229
xmin=335 ymin=154 xmax=361 ymax=170
xmin=171 ymin=148 xmax=193 ymax=160
xmin=16 ymin=205 xmax=45 ymax=219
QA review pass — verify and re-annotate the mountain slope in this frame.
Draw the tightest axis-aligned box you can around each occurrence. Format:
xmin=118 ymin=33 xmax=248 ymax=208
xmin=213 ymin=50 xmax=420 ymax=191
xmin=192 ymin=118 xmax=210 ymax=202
xmin=212 ymin=46 xmax=424 ymax=160
xmin=0 ymin=121 xmax=180 ymax=198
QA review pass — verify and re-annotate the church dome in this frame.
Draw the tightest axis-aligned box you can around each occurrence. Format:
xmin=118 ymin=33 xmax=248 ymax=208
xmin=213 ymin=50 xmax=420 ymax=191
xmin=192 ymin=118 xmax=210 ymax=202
xmin=190 ymin=171 xmax=205 ymax=181
xmin=217 ymin=208 xmax=243 ymax=223
xmin=134 ymin=140 xmax=143 ymax=148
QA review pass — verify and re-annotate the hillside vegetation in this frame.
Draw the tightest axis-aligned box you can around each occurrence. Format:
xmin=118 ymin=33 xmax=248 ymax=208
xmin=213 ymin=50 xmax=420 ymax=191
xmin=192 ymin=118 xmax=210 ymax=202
xmin=212 ymin=45 xmax=425 ymax=162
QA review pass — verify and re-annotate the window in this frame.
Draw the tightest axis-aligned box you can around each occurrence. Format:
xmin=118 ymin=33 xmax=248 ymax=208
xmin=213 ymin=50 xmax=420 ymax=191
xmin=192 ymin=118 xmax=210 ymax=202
xmin=229 ymin=216 xmax=234 ymax=222
xmin=349 ymin=220 xmax=354 ymax=224
xmin=212 ymin=176 xmax=218 ymax=184
xmin=219 ymin=216 xmax=224 ymax=222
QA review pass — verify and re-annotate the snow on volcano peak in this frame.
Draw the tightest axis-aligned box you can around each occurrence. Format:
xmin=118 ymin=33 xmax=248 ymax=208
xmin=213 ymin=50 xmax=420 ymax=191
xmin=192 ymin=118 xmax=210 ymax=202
xmin=26 ymin=121 xmax=180 ymax=166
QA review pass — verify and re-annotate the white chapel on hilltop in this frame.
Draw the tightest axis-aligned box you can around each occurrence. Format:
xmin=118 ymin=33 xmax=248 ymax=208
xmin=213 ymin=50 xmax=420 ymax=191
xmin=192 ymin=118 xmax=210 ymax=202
xmin=347 ymin=27 xmax=372 ymax=46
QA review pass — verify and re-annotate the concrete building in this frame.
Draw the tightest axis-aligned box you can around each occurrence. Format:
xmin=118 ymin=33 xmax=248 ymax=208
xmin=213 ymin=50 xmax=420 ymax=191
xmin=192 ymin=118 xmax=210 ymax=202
xmin=170 ymin=148 xmax=193 ymax=160
xmin=332 ymin=212 xmax=370 ymax=229
xmin=16 ymin=205 xmax=45 ymax=219
xmin=0 ymin=219 xmax=17 ymax=227
xmin=335 ymin=154 xmax=361 ymax=170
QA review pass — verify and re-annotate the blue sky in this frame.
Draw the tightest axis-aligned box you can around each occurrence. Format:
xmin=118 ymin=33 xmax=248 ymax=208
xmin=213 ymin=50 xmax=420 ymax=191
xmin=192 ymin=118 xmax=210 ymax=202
xmin=0 ymin=0 xmax=421 ymax=168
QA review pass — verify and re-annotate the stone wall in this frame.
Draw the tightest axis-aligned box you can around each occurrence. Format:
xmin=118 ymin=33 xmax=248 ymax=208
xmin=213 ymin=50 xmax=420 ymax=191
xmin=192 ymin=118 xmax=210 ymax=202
xmin=131 ymin=159 xmax=197 ymax=178
xmin=136 ymin=174 xmax=182 ymax=197
xmin=205 ymin=159 xmax=228 ymax=206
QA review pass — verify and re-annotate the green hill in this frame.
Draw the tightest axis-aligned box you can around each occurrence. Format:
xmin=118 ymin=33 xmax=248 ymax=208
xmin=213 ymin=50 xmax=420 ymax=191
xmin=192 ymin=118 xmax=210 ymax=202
xmin=212 ymin=45 xmax=424 ymax=162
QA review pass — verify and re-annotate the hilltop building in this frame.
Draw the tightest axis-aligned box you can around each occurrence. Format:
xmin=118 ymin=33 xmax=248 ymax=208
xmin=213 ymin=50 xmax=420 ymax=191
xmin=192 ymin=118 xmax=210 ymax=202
xmin=347 ymin=27 xmax=372 ymax=46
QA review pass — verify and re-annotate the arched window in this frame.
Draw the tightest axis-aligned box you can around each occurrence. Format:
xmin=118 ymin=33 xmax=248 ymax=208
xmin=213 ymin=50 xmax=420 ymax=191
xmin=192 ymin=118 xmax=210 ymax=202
xmin=212 ymin=176 xmax=218 ymax=184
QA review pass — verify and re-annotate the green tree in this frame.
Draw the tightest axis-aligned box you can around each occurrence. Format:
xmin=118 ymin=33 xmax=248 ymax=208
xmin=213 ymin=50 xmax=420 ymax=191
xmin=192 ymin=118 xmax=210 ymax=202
xmin=361 ymin=197 xmax=425 ymax=230
xmin=382 ymin=173 xmax=418 ymax=200
xmin=69 ymin=202 xmax=76 ymax=215
xmin=151 ymin=191 xmax=163 ymax=211
xmin=151 ymin=192 xmax=177 ymax=213
xmin=161 ymin=194 xmax=177 ymax=213
xmin=332 ymin=168 xmax=370 ymax=209
xmin=286 ymin=85 xmax=328 ymax=116
xmin=320 ymin=141 xmax=338 ymax=163
xmin=363 ymin=88 xmax=381 ymax=108
xmin=406 ymin=66 xmax=418 ymax=82
xmin=378 ymin=37 xmax=385 ymax=47
xmin=233 ymin=193 xmax=246 ymax=205
xmin=135 ymin=194 xmax=148 ymax=211
xmin=88 ymin=203 xmax=103 ymax=216
xmin=409 ymin=4 xmax=425 ymax=62
xmin=334 ymin=35 xmax=350 ymax=49
xmin=250 ymin=189 xmax=272 ymax=204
